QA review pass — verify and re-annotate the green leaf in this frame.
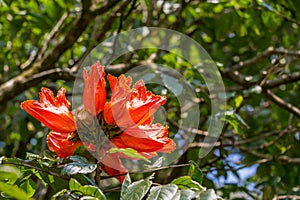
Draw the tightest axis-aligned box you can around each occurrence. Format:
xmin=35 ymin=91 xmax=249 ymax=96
xmin=69 ymin=178 xmax=106 ymax=199
xmin=19 ymin=179 xmax=36 ymax=197
xmin=51 ymin=189 xmax=67 ymax=199
xmin=14 ymin=169 xmax=34 ymax=185
xmin=43 ymin=150 xmax=57 ymax=161
xmin=26 ymin=152 xmax=41 ymax=160
xmin=174 ymin=189 xmax=199 ymax=200
xmin=61 ymin=158 xmax=97 ymax=175
xmin=36 ymin=168 xmax=68 ymax=193
xmin=69 ymin=155 xmax=89 ymax=163
xmin=36 ymin=171 xmax=54 ymax=185
xmin=121 ymin=176 xmax=152 ymax=200
xmin=69 ymin=177 xmax=82 ymax=190
xmin=72 ymin=174 xmax=97 ymax=186
xmin=121 ymin=174 xmax=131 ymax=197
xmin=222 ymin=110 xmax=249 ymax=134
xmin=146 ymin=184 xmax=178 ymax=200
xmin=199 ymin=189 xmax=219 ymax=200
xmin=171 ymin=176 xmax=205 ymax=191
xmin=109 ymin=148 xmax=150 ymax=162
xmin=233 ymin=95 xmax=243 ymax=108
xmin=145 ymin=157 xmax=165 ymax=169
xmin=0 ymin=181 xmax=33 ymax=200
xmin=188 ymin=160 xmax=203 ymax=184
xmin=261 ymin=10 xmax=281 ymax=31
xmin=0 ymin=165 xmax=21 ymax=184
xmin=1 ymin=156 xmax=24 ymax=165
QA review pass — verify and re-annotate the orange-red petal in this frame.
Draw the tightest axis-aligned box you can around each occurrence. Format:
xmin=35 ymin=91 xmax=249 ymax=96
xmin=128 ymin=84 xmax=166 ymax=126
xmin=21 ymin=88 xmax=76 ymax=133
xmin=110 ymin=137 xmax=158 ymax=159
xmin=56 ymin=88 xmax=71 ymax=108
xmin=117 ymin=124 xmax=176 ymax=152
xmin=47 ymin=131 xmax=83 ymax=158
xmin=104 ymin=75 xmax=166 ymax=128
xmin=101 ymin=153 xmax=128 ymax=183
xmin=39 ymin=87 xmax=56 ymax=106
xmin=83 ymin=61 xmax=106 ymax=115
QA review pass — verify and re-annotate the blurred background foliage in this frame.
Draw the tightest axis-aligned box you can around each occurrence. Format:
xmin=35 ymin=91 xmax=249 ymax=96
xmin=1 ymin=0 xmax=300 ymax=199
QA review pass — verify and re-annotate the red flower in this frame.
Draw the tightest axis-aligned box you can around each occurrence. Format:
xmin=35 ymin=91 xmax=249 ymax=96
xmin=104 ymin=74 xmax=166 ymax=128
xmin=21 ymin=87 xmax=82 ymax=158
xmin=100 ymin=73 xmax=175 ymax=182
xmin=83 ymin=61 xmax=106 ymax=115
xmin=21 ymin=88 xmax=76 ymax=133
xmin=47 ymin=132 xmax=82 ymax=158
xmin=111 ymin=137 xmax=158 ymax=159
xmin=111 ymin=124 xmax=175 ymax=153
xmin=21 ymin=61 xmax=176 ymax=183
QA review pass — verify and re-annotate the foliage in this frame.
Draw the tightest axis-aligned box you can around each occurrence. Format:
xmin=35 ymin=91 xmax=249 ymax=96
xmin=0 ymin=155 xmax=219 ymax=199
xmin=1 ymin=0 xmax=300 ymax=199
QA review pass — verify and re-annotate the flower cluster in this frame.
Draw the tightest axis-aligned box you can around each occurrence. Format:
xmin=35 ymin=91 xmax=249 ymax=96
xmin=21 ymin=61 xmax=175 ymax=182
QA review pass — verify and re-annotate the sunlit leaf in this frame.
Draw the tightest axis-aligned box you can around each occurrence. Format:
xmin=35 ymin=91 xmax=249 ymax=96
xmin=69 ymin=155 xmax=89 ymax=163
xmin=61 ymin=162 xmax=97 ymax=175
xmin=109 ymin=148 xmax=150 ymax=162
xmin=121 ymin=176 xmax=152 ymax=200
xmin=199 ymin=189 xmax=219 ymax=200
xmin=51 ymin=189 xmax=67 ymax=199
xmin=233 ymin=95 xmax=243 ymax=108
xmin=171 ymin=176 xmax=205 ymax=191
xmin=222 ymin=110 xmax=249 ymax=134
xmin=0 ymin=165 xmax=21 ymax=184
xmin=19 ymin=179 xmax=36 ymax=197
xmin=146 ymin=184 xmax=178 ymax=200
xmin=145 ymin=157 xmax=165 ymax=169
xmin=174 ymin=189 xmax=199 ymax=200
xmin=188 ymin=160 xmax=203 ymax=185
xmin=69 ymin=178 xmax=106 ymax=199
xmin=121 ymin=174 xmax=131 ymax=197
xmin=0 ymin=181 xmax=32 ymax=200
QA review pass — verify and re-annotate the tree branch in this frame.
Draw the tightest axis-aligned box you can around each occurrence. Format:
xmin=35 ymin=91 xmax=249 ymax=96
xmin=264 ymin=89 xmax=300 ymax=118
xmin=239 ymin=146 xmax=300 ymax=164
xmin=34 ymin=11 xmax=70 ymax=65
xmin=72 ymin=0 xmax=132 ymax=72
xmin=0 ymin=0 xmax=120 ymax=112
xmin=223 ymin=47 xmax=300 ymax=88
xmin=225 ymin=47 xmax=300 ymax=74
xmin=273 ymin=195 xmax=300 ymax=200
xmin=263 ymin=71 xmax=300 ymax=89
xmin=2 ymin=161 xmax=68 ymax=180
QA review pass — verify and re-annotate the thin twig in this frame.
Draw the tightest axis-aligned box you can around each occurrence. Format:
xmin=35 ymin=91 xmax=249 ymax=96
xmin=104 ymin=13 xmax=124 ymax=67
xmin=100 ymin=163 xmax=190 ymax=180
xmin=265 ymin=89 xmax=300 ymax=118
xmin=239 ymin=146 xmax=300 ymax=164
xmin=225 ymin=47 xmax=300 ymax=74
xmin=263 ymin=71 xmax=300 ymax=89
xmin=37 ymin=12 xmax=70 ymax=62
xmin=105 ymin=0 xmax=137 ymax=67
xmin=2 ymin=161 xmax=69 ymax=180
xmin=236 ymin=128 xmax=299 ymax=145
xmin=0 ymin=0 xmax=120 ymax=111
xmin=252 ymin=128 xmax=289 ymax=150
xmin=21 ymin=12 xmax=70 ymax=70
xmin=72 ymin=0 xmax=131 ymax=72
xmin=273 ymin=195 xmax=300 ymax=200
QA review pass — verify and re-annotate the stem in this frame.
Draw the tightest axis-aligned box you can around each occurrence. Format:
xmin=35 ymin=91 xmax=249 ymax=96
xmin=2 ymin=160 xmax=69 ymax=180
xmin=95 ymin=160 xmax=102 ymax=187
xmin=100 ymin=163 xmax=191 ymax=180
